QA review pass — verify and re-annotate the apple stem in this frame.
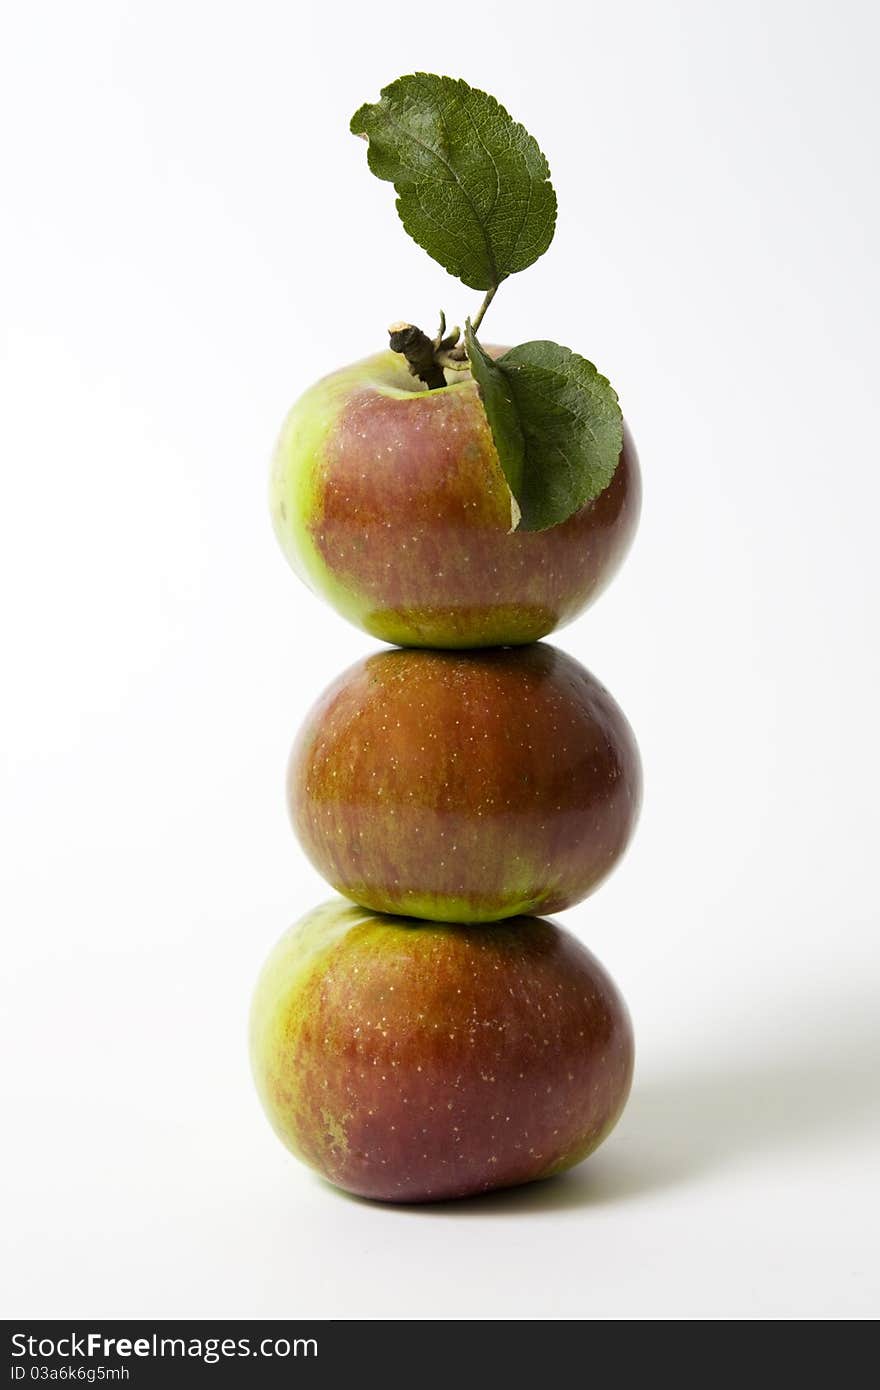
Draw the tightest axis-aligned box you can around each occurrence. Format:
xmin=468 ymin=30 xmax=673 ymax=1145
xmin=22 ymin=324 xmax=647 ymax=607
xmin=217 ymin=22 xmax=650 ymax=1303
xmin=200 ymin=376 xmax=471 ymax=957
xmin=388 ymin=322 xmax=448 ymax=389
xmin=387 ymin=287 xmax=497 ymax=388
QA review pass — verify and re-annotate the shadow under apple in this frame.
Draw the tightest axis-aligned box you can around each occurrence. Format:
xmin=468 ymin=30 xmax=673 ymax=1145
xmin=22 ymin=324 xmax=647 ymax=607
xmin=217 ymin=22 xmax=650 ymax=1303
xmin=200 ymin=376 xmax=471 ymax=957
xmin=331 ymin=970 xmax=880 ymax=1216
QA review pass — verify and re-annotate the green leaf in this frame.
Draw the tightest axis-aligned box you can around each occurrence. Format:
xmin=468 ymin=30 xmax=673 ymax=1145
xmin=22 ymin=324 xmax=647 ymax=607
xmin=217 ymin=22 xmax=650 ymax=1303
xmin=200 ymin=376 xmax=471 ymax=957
xmin=351 ymin=74 xmax=556 ymax=293
xmin=465 ymin=330 xmax=624 ymax=532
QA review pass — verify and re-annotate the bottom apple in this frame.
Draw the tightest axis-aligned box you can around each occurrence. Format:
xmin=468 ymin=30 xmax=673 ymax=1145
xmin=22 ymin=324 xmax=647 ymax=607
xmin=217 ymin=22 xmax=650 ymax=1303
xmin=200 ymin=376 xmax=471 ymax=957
xmin=250 ymin=899 xmax=634 ymax=1203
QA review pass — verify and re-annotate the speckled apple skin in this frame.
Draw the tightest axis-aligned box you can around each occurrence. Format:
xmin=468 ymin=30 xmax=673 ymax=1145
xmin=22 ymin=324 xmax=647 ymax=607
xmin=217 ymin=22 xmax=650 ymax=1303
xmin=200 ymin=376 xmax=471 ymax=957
xmin=288 ymin=644 xmax=641 ymax=924
xmin=250 ymin=900 xmax=634 ymax=1203
xmin=270 ymin=350 xmax=640 ymax=649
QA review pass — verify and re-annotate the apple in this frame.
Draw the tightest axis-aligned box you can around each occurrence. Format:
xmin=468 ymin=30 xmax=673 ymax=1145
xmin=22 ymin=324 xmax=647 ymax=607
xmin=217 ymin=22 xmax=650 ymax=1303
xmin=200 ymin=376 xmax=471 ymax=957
xmin=270 ymin=350 xmax=640 ymax=649
xmin=288 ymin=643 xmax=641 ymax=923
xmin=250 ymin=898 xmax=634 ymax=1203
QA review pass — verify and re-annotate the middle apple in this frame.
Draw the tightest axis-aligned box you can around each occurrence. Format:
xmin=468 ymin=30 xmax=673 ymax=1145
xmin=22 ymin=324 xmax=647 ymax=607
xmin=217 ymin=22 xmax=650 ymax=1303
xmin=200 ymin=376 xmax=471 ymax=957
xmin=288 ymin=644 xmax=641 ymax=923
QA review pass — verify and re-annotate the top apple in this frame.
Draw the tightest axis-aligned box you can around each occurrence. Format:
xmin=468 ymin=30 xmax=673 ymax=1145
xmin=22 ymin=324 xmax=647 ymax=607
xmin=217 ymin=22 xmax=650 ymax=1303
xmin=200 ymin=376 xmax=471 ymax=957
xmin=270 ymin=75 xmax=639 ymax=648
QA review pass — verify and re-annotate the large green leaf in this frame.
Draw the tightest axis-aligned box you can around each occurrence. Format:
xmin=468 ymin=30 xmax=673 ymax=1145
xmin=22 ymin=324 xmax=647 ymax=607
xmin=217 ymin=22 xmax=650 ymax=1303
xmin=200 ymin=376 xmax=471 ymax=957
xmin=351 ymin=74 xmax=557 ymax=292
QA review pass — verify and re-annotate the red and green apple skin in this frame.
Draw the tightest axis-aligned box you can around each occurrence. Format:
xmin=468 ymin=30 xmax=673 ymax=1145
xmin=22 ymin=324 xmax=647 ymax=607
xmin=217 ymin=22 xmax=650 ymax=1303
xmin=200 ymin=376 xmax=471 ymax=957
xmin=270 ymin=350 xmax=640 ymax=649
xmin=288 ymin=644 xmax=641 ymax=924
xmin=250 ymin=899 xmax=634 ymax=1203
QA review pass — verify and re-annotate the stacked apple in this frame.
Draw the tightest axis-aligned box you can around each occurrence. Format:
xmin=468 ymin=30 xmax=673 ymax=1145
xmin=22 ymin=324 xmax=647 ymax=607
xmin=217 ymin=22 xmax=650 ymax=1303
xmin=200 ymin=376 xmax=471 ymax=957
xmin=250 ymin=76 xmax=643 ymax=1202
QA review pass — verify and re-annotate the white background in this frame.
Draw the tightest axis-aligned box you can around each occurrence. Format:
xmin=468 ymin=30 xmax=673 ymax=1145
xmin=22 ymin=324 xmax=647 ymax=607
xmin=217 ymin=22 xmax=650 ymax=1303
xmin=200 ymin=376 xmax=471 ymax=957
xmin=2 ymin=0 xmax=878 ymax=1321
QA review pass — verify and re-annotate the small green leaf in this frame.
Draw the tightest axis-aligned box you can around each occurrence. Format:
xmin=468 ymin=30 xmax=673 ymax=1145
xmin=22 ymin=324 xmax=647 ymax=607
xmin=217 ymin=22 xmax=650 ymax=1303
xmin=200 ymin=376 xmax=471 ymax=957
xmin=351 ymin=74 xmax=556 ymax=293
xmin=465 ymin=331 xmax=624 ymax=532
